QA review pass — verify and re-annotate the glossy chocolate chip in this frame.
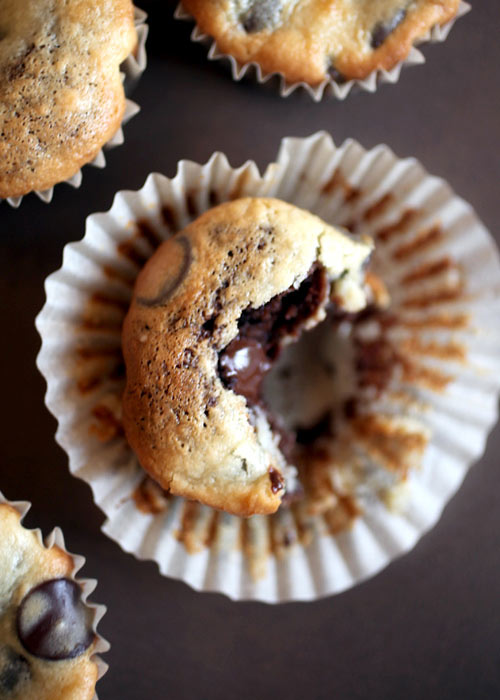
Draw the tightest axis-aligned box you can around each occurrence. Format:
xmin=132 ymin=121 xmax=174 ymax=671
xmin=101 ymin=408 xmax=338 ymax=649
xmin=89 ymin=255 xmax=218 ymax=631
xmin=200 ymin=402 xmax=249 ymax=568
xmin=269 ymin=467 xmax=284 ymax=493
xmin=17 ymin=578 xmax=94 ymax=661
xmin=0 ymin=647 xmax=30 ymax=693
xmin=371 ymin=8 xmax=406 ymax=49
xmin=241 ymin=0 xmax=281 ymax=33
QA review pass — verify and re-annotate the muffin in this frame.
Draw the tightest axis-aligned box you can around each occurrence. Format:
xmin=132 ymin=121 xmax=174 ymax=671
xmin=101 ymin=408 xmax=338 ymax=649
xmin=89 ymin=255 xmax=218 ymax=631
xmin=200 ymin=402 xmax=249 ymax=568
xmin=179 ymin=0 xmax=462 ymax=86
xmin=0 ymin=496 xmax=107 ymax=699
xmin=36 ymin=134 xmax=500 ymax=601
xmin=122 ymin=198 xmax=372 ymax=517
xmin=0 ymin=0 xmax=137 ymax=200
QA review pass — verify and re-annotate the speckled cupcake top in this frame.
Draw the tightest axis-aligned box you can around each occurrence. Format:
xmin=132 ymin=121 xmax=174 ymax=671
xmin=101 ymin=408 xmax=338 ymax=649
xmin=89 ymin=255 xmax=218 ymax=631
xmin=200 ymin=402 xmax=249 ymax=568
xmin=0 ymin=503 xmax=99 ymax=700
xmin=122 ymin=198 xmax=372 ymax=517
xmin=181 ymin=0 xmax=460 ymax=84
xmin=0 ymin=0 xmax=137 ymax=199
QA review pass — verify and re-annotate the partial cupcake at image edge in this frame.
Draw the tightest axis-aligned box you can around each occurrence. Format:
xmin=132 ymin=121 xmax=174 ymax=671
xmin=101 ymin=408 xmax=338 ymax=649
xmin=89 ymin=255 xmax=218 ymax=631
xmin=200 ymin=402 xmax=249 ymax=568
xmin=0 ymin=1 xmax=148 ymax=208
xmin=0 ymin=492 xmax=109 ymax=700
xmin=175 ymin=0 xmax=470 ymax=99
xmin=36 ymin=132 xmax=500 ymax=602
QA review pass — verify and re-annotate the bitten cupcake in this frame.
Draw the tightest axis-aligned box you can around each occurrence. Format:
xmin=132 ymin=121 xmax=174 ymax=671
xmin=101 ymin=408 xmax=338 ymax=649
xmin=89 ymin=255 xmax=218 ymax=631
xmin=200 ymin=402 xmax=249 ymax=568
xmin=177 ymin=0 xmax=467 ymax=97
xmin=122 ymin=198 xmax=372 ymax=517
xmin=0 ymin=0 xmax=138 ymax=201
xmin=0 ymin=494 xmax=108 ymax=699
xmin=36 ymin=134 xmax=500 ymax=601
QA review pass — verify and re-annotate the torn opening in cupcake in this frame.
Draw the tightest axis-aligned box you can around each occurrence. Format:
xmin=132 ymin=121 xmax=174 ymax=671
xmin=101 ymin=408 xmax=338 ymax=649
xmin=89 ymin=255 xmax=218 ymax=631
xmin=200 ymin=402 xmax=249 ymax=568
xmin=213 ymin=255 xmax=418 ymax=516
xmin=217 ymin=262 xmax=352 ymax=504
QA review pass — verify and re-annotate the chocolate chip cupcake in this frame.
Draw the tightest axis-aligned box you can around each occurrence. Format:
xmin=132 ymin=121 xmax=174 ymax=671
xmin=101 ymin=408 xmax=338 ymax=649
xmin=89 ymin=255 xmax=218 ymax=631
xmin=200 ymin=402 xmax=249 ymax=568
xmin=122 ymin=198 xmax=372 ymax=517
xmin=0 ymin=495 xmax=107 ymax=699
xmin=178 ymin=0 xmax=465 ymax=95
xmin=36 ymin=134 xmax=500 ymax=601
xmin=0 ymin=0 xmax=138 ymax=200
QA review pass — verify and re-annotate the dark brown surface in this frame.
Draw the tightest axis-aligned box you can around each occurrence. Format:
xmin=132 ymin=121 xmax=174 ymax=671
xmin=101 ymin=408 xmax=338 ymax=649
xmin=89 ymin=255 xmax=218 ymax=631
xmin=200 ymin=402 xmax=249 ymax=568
xmin=1 ymin=1 xmax=499 ymax=698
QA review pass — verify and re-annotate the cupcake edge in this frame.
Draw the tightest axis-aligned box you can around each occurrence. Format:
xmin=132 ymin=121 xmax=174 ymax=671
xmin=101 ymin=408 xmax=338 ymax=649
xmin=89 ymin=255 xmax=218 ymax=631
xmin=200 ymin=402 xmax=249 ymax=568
xmin=0 ymin=492 xmax=110 ymax=700
xmin=174 ymin=1 xmax=470 ymax=101
xmin=2 ymin=5 xmax=149 ymax=209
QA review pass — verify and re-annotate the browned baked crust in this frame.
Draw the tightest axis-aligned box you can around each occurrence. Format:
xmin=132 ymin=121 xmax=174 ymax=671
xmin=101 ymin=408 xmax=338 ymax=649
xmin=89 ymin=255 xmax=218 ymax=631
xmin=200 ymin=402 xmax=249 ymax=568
xmin=181 ymin=0 xmax=460 ymax=84
xmin=0 ymin=0 xmax=137 ymax=198
xmin=122 ymin=198 xmax=372 ymax=517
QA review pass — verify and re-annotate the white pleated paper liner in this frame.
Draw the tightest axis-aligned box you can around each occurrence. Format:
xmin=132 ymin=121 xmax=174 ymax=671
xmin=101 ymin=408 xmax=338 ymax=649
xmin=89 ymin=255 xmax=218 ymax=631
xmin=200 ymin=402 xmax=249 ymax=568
xmin=0 ymin=492 xmax=110 ymax=700
xmin=3 ymin=6 xmax=148 ymax=209
xmin=175 ymin=1 xmax=470 ymax=101
xmin=36 ymin=132 xmax=500 ymax=602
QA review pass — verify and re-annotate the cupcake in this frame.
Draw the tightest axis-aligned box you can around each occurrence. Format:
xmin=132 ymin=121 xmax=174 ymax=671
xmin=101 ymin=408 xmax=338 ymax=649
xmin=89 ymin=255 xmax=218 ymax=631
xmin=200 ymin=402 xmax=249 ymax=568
xmin=36 ymin=133 xmax=500 ymax=601
xmin=0 ymin=0 xmax=141 ymax=205
xmin=176 ymin=0 xmax=469 ymax=98
xmin=122 ymin=197 xmax=372 ymax=517
xmin=0 ymin=493 xmax=108 ymax=699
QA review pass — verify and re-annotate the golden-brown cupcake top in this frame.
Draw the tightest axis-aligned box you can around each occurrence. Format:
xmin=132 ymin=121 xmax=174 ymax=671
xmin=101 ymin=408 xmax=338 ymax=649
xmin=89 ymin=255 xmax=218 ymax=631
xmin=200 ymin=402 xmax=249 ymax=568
xmin=0 ymin=503 xmax=99 ymax=700
xmin=0 ymin=0 xmax=137 ymax=198
xmin=181 ymin=0 xmax=460 ymax=84
xmin=122 ymin=198 xmax=372 ymax=517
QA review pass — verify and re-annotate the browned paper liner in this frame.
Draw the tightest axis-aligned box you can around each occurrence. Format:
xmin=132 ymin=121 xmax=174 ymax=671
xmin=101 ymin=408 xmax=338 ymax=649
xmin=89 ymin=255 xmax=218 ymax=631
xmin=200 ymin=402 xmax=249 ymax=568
xmin=0 ymin=491 xmax=109 ymax=700
xmin=174 ymin=1 xmax=470 ymax=100
xmin=3 ymin=6 xmax=148 ymax=209
xmin=36 ymin=132 xmax=500 ymax=601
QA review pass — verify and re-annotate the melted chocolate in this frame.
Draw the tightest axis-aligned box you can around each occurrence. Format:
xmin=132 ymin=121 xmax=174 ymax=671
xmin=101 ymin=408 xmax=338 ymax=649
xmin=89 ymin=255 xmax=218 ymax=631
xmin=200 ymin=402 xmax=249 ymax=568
xmin=371 ymin=8 xmax=406 ymax=49
xmin=218 ymin=265 xmax=328 ymax=405
xmin=17 ymin=579 xmax=94 ymax=661
xmin=218 ymin=338 xmax=272 ymax=405
xmin=0 ymin=647 xmax=30 ymax=693
xmin=218 ymin=265 xmax=331 ymax=479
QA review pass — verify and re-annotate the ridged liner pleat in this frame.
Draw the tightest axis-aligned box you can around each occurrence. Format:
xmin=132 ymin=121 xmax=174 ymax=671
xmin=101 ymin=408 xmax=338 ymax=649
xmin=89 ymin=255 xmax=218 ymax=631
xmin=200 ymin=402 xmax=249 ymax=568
xmin=174 ymin=2 xmax=470 ymax=101
xmin=36 ymin=132 xmax=500 ymax=602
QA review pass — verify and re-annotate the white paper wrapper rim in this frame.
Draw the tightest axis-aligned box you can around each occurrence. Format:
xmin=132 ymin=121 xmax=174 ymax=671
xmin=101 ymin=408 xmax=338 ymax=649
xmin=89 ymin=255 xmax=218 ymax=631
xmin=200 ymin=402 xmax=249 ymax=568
xmin=36 ymin=132 xmax=500 ymax=603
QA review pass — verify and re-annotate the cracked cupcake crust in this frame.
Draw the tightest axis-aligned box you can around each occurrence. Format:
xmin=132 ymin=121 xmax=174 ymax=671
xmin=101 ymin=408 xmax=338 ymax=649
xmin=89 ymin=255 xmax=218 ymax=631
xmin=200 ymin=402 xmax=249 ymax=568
xmin=0 ymin=504 xmax=98 ymax=700
xmin=122 ymin=198 xmax=372 ymax=517
xmin=181 ymin=0 xmax=460 ymax=84
xmin=0 ymin=0 xmax=137 ymax=199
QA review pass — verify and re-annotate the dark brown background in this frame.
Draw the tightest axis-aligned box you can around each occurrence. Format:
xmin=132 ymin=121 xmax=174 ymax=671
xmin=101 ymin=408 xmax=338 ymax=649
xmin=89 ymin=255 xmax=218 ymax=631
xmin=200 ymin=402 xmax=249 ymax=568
xmin=1 ymin=1 xmax=499 ymax=698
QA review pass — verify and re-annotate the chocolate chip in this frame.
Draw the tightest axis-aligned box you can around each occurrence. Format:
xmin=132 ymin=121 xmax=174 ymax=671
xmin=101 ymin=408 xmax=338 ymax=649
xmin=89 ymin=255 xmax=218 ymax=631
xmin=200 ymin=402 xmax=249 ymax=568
xmin=137 ymin=235 xmax=192 ymax=308
xmin=0 ymin=647 xmax=30 ymax=693
xmin=241 ymin=0 xmax=281 ymax=33
xmin=17 ymin=578 xmax=94 ymax=661
xmin=219 ymin=337 xmax=272 ymax=405
xmin=371 ymin=8 xmax=406 ymax=49
xmin=327 ymin=65 xmax=346 ymax=84
xmin=269 ymin=467 xmax=284 ymax=494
